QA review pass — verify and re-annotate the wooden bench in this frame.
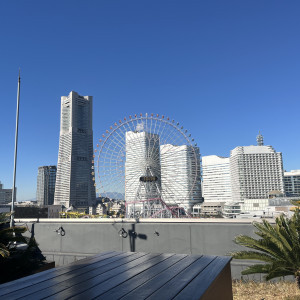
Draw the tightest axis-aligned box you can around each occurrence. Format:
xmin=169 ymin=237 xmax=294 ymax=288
xmin=0 ymin=251 xmax=232 ymax=299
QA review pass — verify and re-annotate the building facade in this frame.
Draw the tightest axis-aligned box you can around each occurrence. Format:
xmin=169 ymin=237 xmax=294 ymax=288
xmin=284 ymin=170 xmax=300 ymax=197
xmin=160 ymin=144 xmax=202 ymax=213
xmin=54 ymin=91 xmax=96 ymax=208
xmin=36 ymin=166 xmax=57 ymax=206
xmin=0 ymin=181 xmax=14 ymax=205
xmin=230 ymin=134 xmax=284 ymax=211
xmin=125 ymin=130 xmax=161 ymax=214
xmin=202 ymin=155 xmax=232 ymax=203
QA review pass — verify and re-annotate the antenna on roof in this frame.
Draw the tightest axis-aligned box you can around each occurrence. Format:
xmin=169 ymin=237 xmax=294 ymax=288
xmin=256 ymin=131 xmax=264 ymax=146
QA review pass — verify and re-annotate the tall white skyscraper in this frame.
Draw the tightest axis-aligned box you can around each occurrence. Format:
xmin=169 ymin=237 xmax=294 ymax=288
xmin=160 ymin=144 xmax=202 ymax=213
xmin=230 ymin=134 xmax=284 ymax=211
xmin=202 ymin=155 xmax=232 ymax=203
xmin=125 ymin=130 xmax=161 ymax=205
xmin=54 ymin=91 xmax=95 ymax=208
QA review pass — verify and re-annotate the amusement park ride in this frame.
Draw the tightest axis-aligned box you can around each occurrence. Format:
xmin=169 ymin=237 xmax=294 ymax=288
xmin=94 ymin=113 xmax=201 ymax=218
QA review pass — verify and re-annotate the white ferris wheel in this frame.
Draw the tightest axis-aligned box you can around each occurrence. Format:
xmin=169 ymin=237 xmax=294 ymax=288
xmin=94 ymin=113 xmax=202 ymax=218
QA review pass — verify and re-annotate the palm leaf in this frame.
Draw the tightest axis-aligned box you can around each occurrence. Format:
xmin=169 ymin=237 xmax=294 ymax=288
xmin=231 ymin=210 xmax=300 ymax=284
xmin=0 ymin=243 xmax=10 ymax=258
xmin=231 ymin=251 xmax=275 ymax=262
xmin=241 ymin=263 xmax=271 ymax=275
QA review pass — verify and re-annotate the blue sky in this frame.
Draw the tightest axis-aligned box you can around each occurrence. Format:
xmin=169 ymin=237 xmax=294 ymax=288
xmin=1 ymin=1 xmax=299 ymax=201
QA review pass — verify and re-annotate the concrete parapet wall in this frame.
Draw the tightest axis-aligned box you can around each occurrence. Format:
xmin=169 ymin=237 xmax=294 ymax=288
xmin=16 ymin=218 xmax=274 ymax=280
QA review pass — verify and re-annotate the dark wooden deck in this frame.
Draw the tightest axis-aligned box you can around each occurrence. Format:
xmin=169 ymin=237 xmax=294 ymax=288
xmin=0 ymin=251 xmax=232 ymax=300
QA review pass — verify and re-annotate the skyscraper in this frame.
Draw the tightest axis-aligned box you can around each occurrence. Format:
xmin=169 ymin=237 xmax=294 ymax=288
xmin=202 ymin=155 xmax=232 ymax=203
xmin=125 ymin=130 xmax=161 ymax=206
xmin=160 ymin=144 xmax=202 ymax=213
xmin=230 ymin=133 xmax=284 ymax=211
xmin=54 ymin=91 xmax=95 ymax=208
xmin=36 ymin=166 xmax=57 ymax=206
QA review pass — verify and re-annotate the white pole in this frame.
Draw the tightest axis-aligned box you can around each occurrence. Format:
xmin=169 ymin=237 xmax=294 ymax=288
xmin=10 ymin=70 xmax=21 ymax=228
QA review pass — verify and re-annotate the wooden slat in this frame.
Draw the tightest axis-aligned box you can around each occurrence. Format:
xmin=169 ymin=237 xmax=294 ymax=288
xmin=63 ymin=253 xmax=174 ymax=300
xmin=146 ymin=255 xmax=216 ymax=300
xmin=1 ymin=252 xmax=233 ymax=300
xmin=121 ymin=254 xmax=202 ymax=300
xmin=95 ymin=254 xmax=186 ymax=299
xmin=3 ymin=252 xmax=140 ymax=300
xmin=0 ymin=250 xmax=117 ymax=296
xmin=20 ymin=253 xmax=155 ymax=300
xmin=173 ymin=257 xmax=232 ymax=300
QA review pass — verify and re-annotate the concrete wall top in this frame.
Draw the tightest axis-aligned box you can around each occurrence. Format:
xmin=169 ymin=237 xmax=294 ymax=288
xmin=14 ymin=217 xmax=274 ymax=224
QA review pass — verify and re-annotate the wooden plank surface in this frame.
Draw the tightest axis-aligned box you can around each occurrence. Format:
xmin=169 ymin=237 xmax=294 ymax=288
xmin=0 ymin=251 xmax=117 ymax=297
xmin=55 ymin=253 xmax=174 ymax=300
xmin=1 ymin=251 xmax=137 ymax=300
xmin=12 ymin=252 xmax=149 ymax=300
xmin=0 ymin=251 xmax=232 ymax=300
xmin=173 ymin=256 xmax=232 ymax=300
xmin=120 ymin=254 xmax=203 ymax=300
xmin=146 ymin=255 xmax=216 ymax=300
xmin=94 ymin=254 xmax=187 ymax=299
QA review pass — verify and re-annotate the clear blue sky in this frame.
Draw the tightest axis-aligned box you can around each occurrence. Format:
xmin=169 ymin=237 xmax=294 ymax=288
xmin=1 ymin=1 xmax=299 ymax=201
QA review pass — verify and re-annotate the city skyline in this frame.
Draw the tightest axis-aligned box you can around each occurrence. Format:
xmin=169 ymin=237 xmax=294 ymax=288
xmin=1 ymin=1 xmax=300 ymax=200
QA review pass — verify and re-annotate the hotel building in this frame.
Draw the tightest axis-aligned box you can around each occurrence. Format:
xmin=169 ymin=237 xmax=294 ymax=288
xmin=230 ymin=133 xmax=284 ymax=211
xmin=160 ymin=144 xmax=202 ymax=213
xmin=202 ymin=155 xmax=232 ymax=203
xmin=125 ymin=130 xmax=161 ymax=212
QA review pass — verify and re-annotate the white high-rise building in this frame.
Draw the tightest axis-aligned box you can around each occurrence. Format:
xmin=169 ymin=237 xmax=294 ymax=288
xmin=125 ymin=131 xmax=161 ymax=206
xmin=160 ymin=144 xmax=202 ymax=213
xmin=202 ymin=155 xmax=232 ymax=203
xmin=230 ymin=133 xmax=284 ymax=211
xmin=54 ymin=91 xmax=95 ymax=208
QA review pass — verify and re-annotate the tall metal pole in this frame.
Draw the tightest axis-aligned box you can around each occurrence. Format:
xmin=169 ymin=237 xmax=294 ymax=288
xmin=10 ymin=70 xmax=21 ymax=228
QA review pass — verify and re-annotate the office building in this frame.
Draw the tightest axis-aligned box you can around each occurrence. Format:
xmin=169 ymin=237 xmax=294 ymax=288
xmin=125 ymin=130 xmax=161 ymax=209
xmin=36 ymin=166 xmax=57 ymax=206
xmin=0 ymin=181 xmax=14 ymax=205
xmin=202 ymin=155 xmax=232 ymax=203
xmin=160 ymin=144 xmax=202 ymax=213
xmin=223 ymin=202 xmax=242 ymax=218
xmin=54 ymin=91 xmax=96 ymax=208
xmin=200 ymin=201 xmax=224 ymax=216
xmin=284 ymin=170 xmax=300 ymax=197
xmin=230 ymin=133 xmax=284 ymax=211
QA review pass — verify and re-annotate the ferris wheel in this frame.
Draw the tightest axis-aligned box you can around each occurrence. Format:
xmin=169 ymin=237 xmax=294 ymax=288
xmin=94 ymin=113 xmax=202 ymax=218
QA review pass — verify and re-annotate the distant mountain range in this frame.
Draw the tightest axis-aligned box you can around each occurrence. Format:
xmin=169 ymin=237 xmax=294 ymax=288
xmin=97 ymin=192 xmax=125 ymax=200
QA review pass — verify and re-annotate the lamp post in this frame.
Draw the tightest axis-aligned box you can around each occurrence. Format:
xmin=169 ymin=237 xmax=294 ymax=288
xmin=10 ymin=70 xmax=21 ymax=228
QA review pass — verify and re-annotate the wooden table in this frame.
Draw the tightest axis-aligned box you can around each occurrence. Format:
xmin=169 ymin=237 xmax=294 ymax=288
xmin=0 ymin=251 xmax=232 ymax=300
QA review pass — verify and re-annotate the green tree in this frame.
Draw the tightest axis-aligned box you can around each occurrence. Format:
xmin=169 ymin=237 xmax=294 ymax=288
xmin=231 ymin=208 xmax=300 ymax=288
xmin=0 ymin=213 xmax=47 ymax=283
xmin=0 ymin=213 xmax=28 ymax=258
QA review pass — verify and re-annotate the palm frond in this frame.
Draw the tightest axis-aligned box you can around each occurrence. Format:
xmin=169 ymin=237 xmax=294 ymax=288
xmin=231 ymin=210 xmax=300 ymax=284
xmin=241 ymin=263 xmax=271 ymax=275
xmin=266 ymin=267 xmax=295 ymax=280
xmin=234 ymin=235 xmax=286 ymax=260
xmin=230 ymin=251 xmax=274 ymax=262
xmin=0 ymin=243 xmax=10 ymax=258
